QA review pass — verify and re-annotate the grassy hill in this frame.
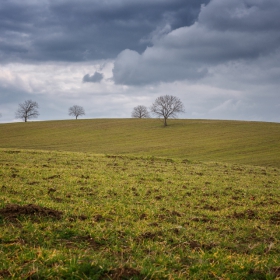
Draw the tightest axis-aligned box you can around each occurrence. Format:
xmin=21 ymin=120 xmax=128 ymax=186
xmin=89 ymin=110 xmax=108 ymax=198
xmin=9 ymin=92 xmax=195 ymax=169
xmin=1 ymin=119 xmax=280 ymax=279
xmin=0 ymin=150 xmax=280 ymax=279
xmin=1 ymin=118 xmax=280 ymax=167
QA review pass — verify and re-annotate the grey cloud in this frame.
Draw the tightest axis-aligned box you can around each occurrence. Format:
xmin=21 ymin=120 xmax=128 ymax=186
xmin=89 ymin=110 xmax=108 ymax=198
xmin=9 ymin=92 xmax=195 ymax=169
xmin=83 ymin=72 xmax=103 ymax=83
xmin=198 ymin=0 xmax=280 ymax=32
xmin=113 ymin=0 xmax=280 ymax=85
xmin=0 ymin=0 xmax=208 ymax=63
xmin=113 ymin=49 xmax=208 ymax=85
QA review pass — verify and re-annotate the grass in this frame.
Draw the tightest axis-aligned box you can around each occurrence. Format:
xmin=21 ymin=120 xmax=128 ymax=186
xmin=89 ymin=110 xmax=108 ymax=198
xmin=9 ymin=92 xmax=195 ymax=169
xmin=0 ymin=119 xmax=280 ymax=279
xmin=0 ymin=149 xmax=280 ymax=279
xmin=0 ymin=118 xmax=280 ymax=167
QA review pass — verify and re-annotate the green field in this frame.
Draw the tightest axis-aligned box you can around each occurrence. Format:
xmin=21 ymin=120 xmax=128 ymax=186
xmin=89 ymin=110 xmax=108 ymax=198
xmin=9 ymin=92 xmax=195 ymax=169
xmin=0 ymin=119 xmax=280 ymax=279
xmin=1 ymin=119 xmax=280 ymax=167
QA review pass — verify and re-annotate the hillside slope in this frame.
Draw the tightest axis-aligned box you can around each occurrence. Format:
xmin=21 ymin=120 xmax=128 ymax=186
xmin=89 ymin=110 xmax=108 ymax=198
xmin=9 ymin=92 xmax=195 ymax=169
xmin=1 ymin=118 xmax=280 ymax=167
xmin=1 ymin=149 xmax=279 ymax=278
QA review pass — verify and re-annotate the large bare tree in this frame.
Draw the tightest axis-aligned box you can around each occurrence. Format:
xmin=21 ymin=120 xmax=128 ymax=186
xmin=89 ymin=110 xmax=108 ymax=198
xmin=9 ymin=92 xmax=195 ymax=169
xmin=150 ymin=95 xmax=185 ymax=126
xmin=69 ymin=105 xmax=85 ymax=119
xmin=131 ymin=105 xmax=150 ymax=118
xmin=15 ymin=100 xmax=39 ymax=122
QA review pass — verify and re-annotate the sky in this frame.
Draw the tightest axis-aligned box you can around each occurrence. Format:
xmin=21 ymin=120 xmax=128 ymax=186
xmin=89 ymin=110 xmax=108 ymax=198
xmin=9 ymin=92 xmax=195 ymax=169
xmin=0 ymin=0 xmax=280 ymax=123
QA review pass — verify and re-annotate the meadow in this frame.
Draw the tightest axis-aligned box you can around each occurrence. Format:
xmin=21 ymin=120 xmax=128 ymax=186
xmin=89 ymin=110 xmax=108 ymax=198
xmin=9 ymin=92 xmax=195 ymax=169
xmin=0 ymin=119 xmax=280 ymax=167
xmin=0 ymin=119 xmax=280 ymax=279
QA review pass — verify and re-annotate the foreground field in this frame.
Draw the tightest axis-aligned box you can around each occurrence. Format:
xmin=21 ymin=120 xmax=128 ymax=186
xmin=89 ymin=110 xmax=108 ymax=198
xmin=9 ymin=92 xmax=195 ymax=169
xmin=0 ymin=149 xmax=280 ymax=279
xmin=1 ymin=119 xmax=280 ymax=167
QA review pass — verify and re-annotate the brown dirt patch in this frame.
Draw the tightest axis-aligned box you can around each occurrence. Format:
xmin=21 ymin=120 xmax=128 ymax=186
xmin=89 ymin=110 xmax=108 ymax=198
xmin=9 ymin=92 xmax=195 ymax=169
xmin=0 ymin=204 xmax=63 ymax=221
xmin=188 ymin=240 xmax=217 ymax=250
xmin=68 ymin=214 xmax=88 ymax=222
xmin=271 ymin=267 xmax=280 ymax=277
xmin=139 ymin=213 xmax=147 ymax=220
xmin=62 ymin=235 xmax=105 ymax=249
xmin=103 ymin=267 xmax=143 ymax=280
xmin=46 ymin=175 xmax=60 ymax=180
xmin=0 ymin=269 xmax=11 ymax=278
xmin=137 ymin=231 xmax=164 ymax=241
xmin=202 ymin=205 xmax=220 ymax=211
xmin=0 ymin=238 xmax=25 ymax=245
xmin=172 ymin=240 xmax=217 ymax=251
xmin=93 ymin=214 xmax=104 ymax=222
xmin=190 ymin=217 xmax=212 ymax=223
xmin=171 ymin=210 xmax=182 ymax=217
xmin=229 ymin=209 xmax=258 ymax=219
xmin=270 ymin=211 xmax=280 ymax=224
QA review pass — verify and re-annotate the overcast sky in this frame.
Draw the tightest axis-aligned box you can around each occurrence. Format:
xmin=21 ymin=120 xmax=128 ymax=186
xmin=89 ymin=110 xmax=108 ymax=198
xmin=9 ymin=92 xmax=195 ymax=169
xmin=0 ymin=0 xmax=280 ymax=123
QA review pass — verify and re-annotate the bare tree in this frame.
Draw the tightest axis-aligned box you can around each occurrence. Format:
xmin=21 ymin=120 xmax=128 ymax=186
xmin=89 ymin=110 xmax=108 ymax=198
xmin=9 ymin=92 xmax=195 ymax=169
xmin=15 ymin=100 xmax=39 ymax=122
xmin=131 ymin=105 xmax=150 ymax=118
xmin=69 ymin=105 xmax=85 ymax=119
xmin=150 ymin=95 xmax=185 ymax=126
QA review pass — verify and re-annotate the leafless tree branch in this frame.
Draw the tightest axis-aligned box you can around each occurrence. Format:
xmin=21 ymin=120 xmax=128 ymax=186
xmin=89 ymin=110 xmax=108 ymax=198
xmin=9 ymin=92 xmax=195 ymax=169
xmin=131 ymin=105 xmax=150 ymax=118
xmin=15 ymin=100 xmax=39 ymax=122
xmin=69 ymin=105 xmax=85 ymax=119
xmin=150 ymin=95 xmax=184 ymax=126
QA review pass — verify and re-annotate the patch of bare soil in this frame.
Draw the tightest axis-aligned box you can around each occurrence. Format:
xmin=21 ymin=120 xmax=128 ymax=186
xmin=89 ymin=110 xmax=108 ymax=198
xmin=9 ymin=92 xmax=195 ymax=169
xmin=172 ymin=240 xmax=217 ymax=251
xmin=190 ymin=217 xmax=212 ymax=223
xmin=92 ymin=214 xmax=113 ymax=222
xmin=0 ymin=204 xmax=63 ymax=221
xmin=103 ymin=267 xmax=143 ymax=280
xmin=270 ymin=211 xmax=280 ymax=224
xmin=0 ymin=269 xmax=11 ymax=279
xmin=0 ymin=238 xmax=25 ymax=245
xmin=271 ymin=267 xmax=280 ymax=277
xmin=137 ymin=231 xmax=164 ymax=242
xmin=68 ymin=214 xmax=88 ymax=221
xmin=229 ymin=209 xmax=258 ymax=219
xmin=202 ymin=204 xmax=220 ymax=211
xmin=190 ymin=240 xmax=216 ymax=250
xmin=62 ymin=235 xmax=104 ymax=249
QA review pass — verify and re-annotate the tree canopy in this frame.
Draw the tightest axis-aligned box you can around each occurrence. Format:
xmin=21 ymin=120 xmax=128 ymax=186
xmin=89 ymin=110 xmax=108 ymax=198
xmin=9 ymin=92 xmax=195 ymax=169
xmin=69 ymin=105 xmax=85 ymax=119
xmin=15 ymin=100 xmax=39 ymax=122
xmin=150 ymin=95 xmax=184 ymax=126
xmin=131 ymin=105 xmax=150 ymax=118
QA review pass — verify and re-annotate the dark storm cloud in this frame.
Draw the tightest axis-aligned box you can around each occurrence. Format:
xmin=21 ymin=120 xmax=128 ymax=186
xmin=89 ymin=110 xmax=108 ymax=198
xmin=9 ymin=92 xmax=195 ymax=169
xmin=0 ymin=0 xmax=209 ymax=63
xmin=83 ymin=72 xmax=103 ymax=83
xmin=198 ymin=0 xmax=280 ymax=32
xmin=113 ymin=0 xmax=280 ymax=85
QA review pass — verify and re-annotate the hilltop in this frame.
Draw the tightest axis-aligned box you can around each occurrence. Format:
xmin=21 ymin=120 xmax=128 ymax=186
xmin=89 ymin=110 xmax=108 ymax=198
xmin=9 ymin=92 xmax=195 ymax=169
xmin=0 ymin=118 xmax=280 ymax=167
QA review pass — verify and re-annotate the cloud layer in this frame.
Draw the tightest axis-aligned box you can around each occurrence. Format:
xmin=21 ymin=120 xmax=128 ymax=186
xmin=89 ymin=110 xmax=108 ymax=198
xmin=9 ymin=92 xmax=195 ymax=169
xmin=0 ymin=0 xmax=207 ymax=62
xmin=0 ymin=0 xmax=280 ymax=123
xmin=113 ymin=0 xmax=280 ymax=85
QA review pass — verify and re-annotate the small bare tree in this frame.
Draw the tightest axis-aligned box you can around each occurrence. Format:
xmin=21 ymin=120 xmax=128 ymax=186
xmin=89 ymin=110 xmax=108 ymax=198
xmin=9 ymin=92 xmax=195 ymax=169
xmin=131 ymin=105 xmax=150 ymax=118
xmin=15 ymin=100 xmax=39 ymax=122
xmin=150 ymin=95 xmax=185 ymax=126
xmin=69 ymin=105 xmax=85 ymax=119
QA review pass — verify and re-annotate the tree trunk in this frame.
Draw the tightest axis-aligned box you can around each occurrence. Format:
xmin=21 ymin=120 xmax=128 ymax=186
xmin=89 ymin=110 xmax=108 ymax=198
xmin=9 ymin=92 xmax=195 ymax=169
xmin=164 ymin=117 xmax=167 ymax=126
